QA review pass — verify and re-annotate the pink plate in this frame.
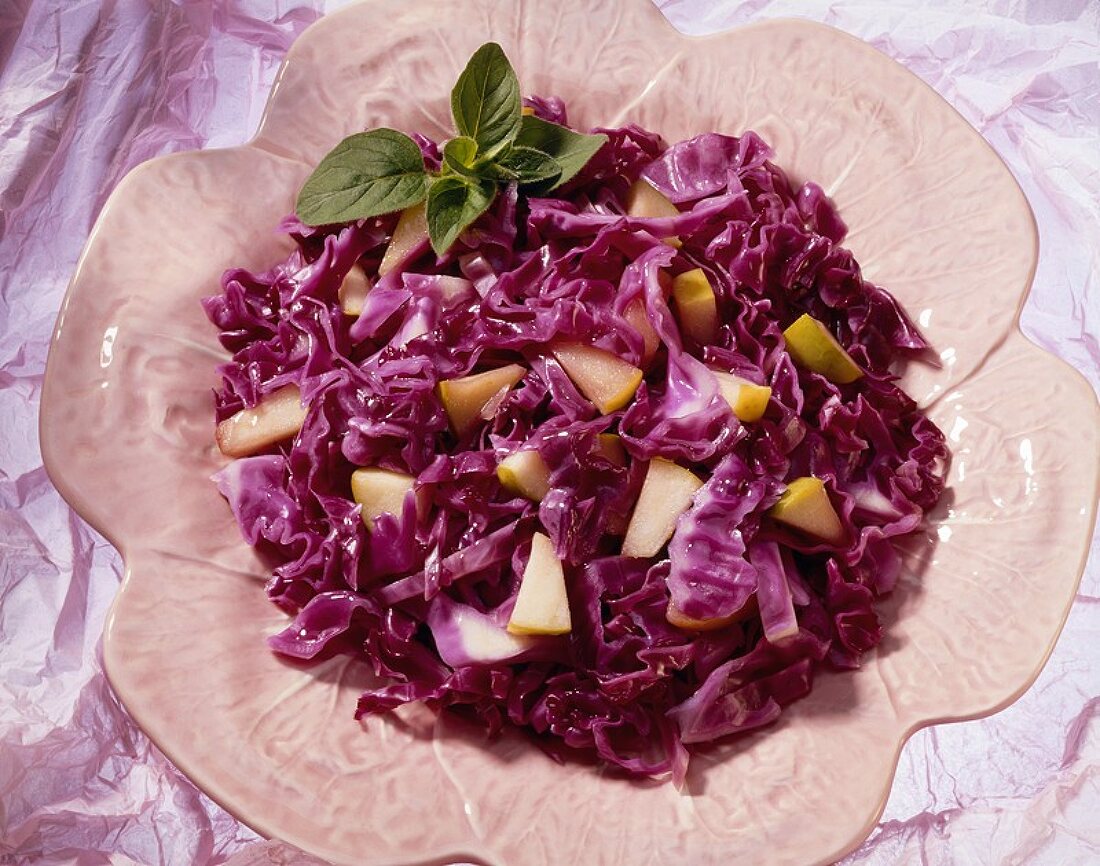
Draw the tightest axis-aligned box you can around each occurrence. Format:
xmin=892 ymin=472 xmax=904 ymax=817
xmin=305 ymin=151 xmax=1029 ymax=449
xmin=40 ymin=2 xmax=1100 ymax=864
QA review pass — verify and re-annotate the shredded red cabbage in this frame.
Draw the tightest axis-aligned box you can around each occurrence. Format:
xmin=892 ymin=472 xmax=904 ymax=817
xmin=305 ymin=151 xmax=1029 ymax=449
xmin=204 ymin=100 xmax=947 ymax=782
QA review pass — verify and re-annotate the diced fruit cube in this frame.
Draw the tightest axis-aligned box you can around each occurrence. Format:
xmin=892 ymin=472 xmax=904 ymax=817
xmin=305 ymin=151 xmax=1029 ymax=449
xmin=624 ymin=180 xmax=681 ymax=247
xmin=338 ymin=263 xmax=371 ymax=316
xmin=434 ymin=275 xmax=476 ymax=305
xmin=625 ymin=179 xmax=680 ymax=218
xmin=671 ymin=268 xmax=719 ymax=345
xmin=497 ymin=449 xmax=552 ymax=501
xmin=432 ymin=603 xmax=537 ymax=667
xmin=712 ymin=370 xmax=772 ymax=422
xmin=351 ymin=467 xmax=417 ymax=531
xmin=508 ymin=532 xmax=571 ymax=635
xmin=623 ymin=298 xmax=661 ymax=366
xmin=378 ymin=202 xmax=428 ymax=276
xmin=550 ymin=342 xmax=643 ymax=414
xmin=769 ymin=476 xmax=845 ymax=544
xmin=438 ymin=364 xmax=527 ymax=436
xmin=666 ymin=595 xmax=756 ymax=632
xmin=782 ymin=313 xmax=863 ymax=384
xmin=215 ymin=384 xmax=307 ymax=458
xmin=595 ymin=433 xmax=627 ymax=466
xmin=621 ymin=458 xmax=704 ymax=558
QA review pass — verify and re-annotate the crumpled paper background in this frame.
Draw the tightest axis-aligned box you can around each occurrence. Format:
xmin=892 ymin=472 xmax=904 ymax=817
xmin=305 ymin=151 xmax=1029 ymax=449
xmin=0 ymin=0 xmax=1096 ymax=863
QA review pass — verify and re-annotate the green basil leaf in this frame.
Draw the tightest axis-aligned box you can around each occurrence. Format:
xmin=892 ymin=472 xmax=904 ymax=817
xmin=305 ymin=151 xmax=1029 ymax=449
xmin=442 ymin=136 xmax=481 ymax=178
xmin=295 ymin=129 xmax=430 ymax=225
xmin=426 ymin=175 xmax=497 ymax=256
xmin=473 ymin=159 xmax=520 ymax=182
xmin=515 ymin=115 xmax=608 ymax=189
xmin=450 ymin=42 xmax=522 ymax=153
xmin=497 ymin=145 xmax=562 ymax=186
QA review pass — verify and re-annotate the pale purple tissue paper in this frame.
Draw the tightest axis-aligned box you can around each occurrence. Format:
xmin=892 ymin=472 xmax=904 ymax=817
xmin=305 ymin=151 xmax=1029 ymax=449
xmin=0 ymin=1 xmax=1096 ymax=864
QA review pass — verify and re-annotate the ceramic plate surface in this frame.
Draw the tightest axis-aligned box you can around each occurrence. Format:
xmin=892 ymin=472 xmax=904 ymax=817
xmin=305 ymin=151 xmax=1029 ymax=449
xmin=40 ymin=1 xmax=1100 ymax=864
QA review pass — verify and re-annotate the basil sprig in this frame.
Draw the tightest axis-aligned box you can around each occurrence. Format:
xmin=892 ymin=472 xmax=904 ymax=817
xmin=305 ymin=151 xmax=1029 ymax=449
xmin=294 ymin=42 xmax=608 ymax=256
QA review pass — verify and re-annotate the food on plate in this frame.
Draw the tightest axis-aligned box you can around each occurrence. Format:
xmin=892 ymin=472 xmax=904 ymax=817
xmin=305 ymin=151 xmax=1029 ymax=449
xmin=496 ymin=448 xmax=552 ymax=501
xmin=213 ymin=384 xmax=307 ymax=458
xmin=437 ymin=363 xmax=527 ymax=435
xmin=783 ymin=312 xmax=864 ymax=384
xmin=768 ymin=476 xmax=846 ymax=544
xmin=205 ymin=42 xmax=947 ymax=781
xmin=595 ymin=432 xmax=628 ymax=466
xmin=507 ymin=532 xmax=572 ymax=635
xmin=621 ymin=458 xmax=705 ymax=558
xmin=550 ymin=341 xmax=644 ymax=414
xmin=671 ymin=268 xmax=719 ymax=345
xmin=711 ymin=369 xmax=771 ymax=422
xmin=624 ymin=179 xmax=682 ymax=247
xmin=350 ymin=467 xmax=418 ymax=531
xmin=378 ymin=203 xmax=428 ymax=276
xmin=623 ymin=297 xmax=661 ymax=365
xmin=624 ymin=178 xmax=680 ymax=220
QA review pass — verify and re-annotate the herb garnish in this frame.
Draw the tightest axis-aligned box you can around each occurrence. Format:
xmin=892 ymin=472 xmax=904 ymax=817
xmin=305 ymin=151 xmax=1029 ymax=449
xmin=295 ymin=42 xmax=607 ymax=256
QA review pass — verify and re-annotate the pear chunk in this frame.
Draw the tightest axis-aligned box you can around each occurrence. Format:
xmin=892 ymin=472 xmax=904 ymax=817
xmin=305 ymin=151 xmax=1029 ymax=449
xmin=550 ymin=342 xmax=642 ymax=414
xmin=215 ymin=384 xmax=307 ymax=458
xmin=625 ymin=179 xmax=680 ymax=218
xmin=497 ymin=449 xmax=552 ymax=501
xmin=508 ymin=532 xmax=571 ymax=635
xmin=623 ymin=298 xmax=661 ymax=366
xmin=595 ymin=432 xmax=627 ymax=466
xmin=769 ymin=476 xmax=845 ymax=544
xmin=672 ymin=268 xmax=719 ymax=345
xmin=351 ymin=467 xmax=417 ymax=531
xmin=712 ymin=370 xmax=772 ymax=422
xmin=438 ymin=364 xmax=526 ymax=436
xmin=621 ymin=458 xmax=704 ymax=558
xmin=783 ymin=313 xmax=863 ymax=384
xmin=666 ymin=595 xmax=757 ymax=632
xmin=378 ymin=202 xmax=428 ymax=276
xmin=624 ymin=180 xmax=681 ymax=247
xmin=338 ymin=263 xmax=371 ymax=316
xmin=432 ymin=603 xmax=538 ymax=667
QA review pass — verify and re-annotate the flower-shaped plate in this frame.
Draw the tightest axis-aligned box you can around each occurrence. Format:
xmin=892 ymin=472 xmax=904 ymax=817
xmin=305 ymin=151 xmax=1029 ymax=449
xmin=40 ymin=1 xmax=1100 ymax=864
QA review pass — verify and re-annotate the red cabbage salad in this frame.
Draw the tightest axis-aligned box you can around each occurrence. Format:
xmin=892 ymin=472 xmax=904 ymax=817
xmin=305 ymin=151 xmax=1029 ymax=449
xmin=205 ymin=44 xmax=947 ymax=781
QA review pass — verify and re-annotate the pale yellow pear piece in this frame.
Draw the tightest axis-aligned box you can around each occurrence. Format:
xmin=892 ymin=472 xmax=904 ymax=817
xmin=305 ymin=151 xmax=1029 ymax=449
xmin=595 ymin=432 xmax=627 ymax=466
xmin=621 ymin=458 xmax=704 ymax=558
xmin=624 ymin=179 xmax=681 ymax=247
xmin=671 ymin=268 xmax=719 ymax=345
xmin=769 ymin=476 xmax=845 ymax=544
xmin=351 ymin=467 xmax=417 ymax=531
xmin=497 ymin=449 xmax=552 ymax=501
xmin=378 ymin=202 xmax=429 ymax=276
xmin=442 ymin=605 xmax=538 ymax=665
xmin=550 ymin=342 xmax=643 ymax=414
xmin=666 ymin=594 xmax=757 ymax=632
xmin=712 ymin=370 xmax=772 ymax=422
xmin=437 ymin=364 xmax=527 ymax=435
xmin=338 ymin=263 xmax=371 ymax=316
xmin=508 ymin=532 xmax=572 ymax=635
xmin=782 ymin=313 xmax=863 ymax=384
xmin=623 ymin=298 xmax=661 ymax=366
xmin=215 ymin=384 xmax=307 ymax=458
